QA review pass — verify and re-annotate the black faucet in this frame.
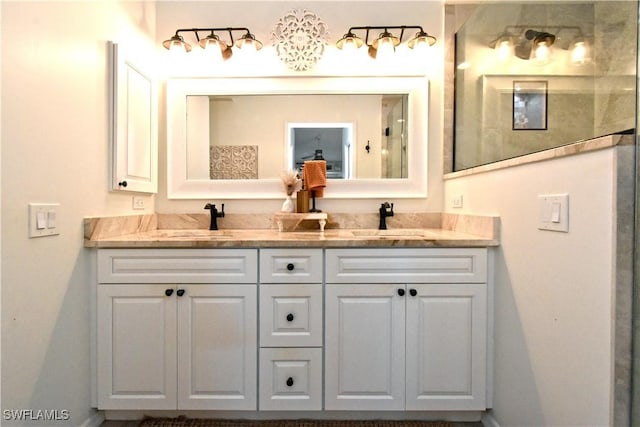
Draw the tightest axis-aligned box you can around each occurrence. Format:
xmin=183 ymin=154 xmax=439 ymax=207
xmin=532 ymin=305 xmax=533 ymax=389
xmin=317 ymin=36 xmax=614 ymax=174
xmin=204 ymin=203 xmax=225 ymax=230
xmin=378 ymin=202 xmax=394 ymax=230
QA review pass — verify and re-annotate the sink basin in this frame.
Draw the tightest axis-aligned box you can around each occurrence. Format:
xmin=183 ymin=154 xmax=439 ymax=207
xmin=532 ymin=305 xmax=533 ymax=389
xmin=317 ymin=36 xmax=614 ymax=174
xmin=349 ymin=229 xmax=433 ymax=238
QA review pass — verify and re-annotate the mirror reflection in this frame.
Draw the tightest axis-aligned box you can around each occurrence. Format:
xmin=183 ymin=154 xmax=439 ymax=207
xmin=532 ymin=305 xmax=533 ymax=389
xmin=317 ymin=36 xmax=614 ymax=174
xmin=185 ymin=94 xmax=408 ymax=181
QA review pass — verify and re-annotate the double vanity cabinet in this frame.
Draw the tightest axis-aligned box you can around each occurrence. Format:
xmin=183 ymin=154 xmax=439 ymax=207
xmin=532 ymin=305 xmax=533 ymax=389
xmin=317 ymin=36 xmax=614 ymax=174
xmin=95 ymin=245 xmax=491 ymax=416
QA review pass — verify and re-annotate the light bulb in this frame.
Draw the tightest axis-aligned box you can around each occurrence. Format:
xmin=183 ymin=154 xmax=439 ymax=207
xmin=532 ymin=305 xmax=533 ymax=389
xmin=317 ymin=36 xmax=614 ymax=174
xmin=202 ymin=38 xmax=224 ymax=63
xmin=534 ymin=41 xmax=550 ymax=63
xmin=412 ymin=38 xmax=431 ymax=56
xmin=570 ymin=41 xmax=587 ymax=65
xmin=240 ymin=38 xmax=257 ymax=53
xmin=376 ymin=37 xmax=395 ymax=61
xmin=342 ymin=37 xmax=359 ymax=54
xmin=496 ymin=40 xmax=512 ymax=61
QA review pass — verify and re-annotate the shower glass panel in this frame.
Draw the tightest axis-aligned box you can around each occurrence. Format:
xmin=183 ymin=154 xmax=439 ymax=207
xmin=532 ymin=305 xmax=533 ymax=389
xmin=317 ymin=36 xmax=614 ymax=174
xmin=453 ymin=1 xmax=637 ymax=171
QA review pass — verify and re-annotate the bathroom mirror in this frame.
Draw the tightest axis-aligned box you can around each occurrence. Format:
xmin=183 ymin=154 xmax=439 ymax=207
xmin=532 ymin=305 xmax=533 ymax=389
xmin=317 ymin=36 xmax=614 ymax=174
xmin=167 ymin=76 xmax=428 ymax=199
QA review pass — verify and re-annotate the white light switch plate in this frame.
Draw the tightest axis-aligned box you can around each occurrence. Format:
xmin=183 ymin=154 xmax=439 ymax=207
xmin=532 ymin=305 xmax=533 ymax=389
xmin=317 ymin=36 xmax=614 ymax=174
xmin=29 ymin=203 xmax=60 ymax=238
xmin=538 ymin=194 xmax=569 ymax=232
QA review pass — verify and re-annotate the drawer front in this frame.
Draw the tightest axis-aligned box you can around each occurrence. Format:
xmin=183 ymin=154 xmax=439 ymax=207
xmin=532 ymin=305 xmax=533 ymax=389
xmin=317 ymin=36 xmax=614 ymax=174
xmin=98 ymin=249 xmax=258 ymax=284
xmin=259 ymin=249 xmax=322 ymax=284
xmin=260 ymin=284 xmax=322 ymax=347
xmin=259 ymin=347 xmax=322 ymax=411
xmin=326 ymin=248 xmax=487 ymax=283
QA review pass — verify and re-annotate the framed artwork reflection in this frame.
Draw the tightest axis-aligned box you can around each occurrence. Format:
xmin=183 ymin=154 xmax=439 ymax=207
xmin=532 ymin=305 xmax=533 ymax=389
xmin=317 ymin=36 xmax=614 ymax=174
xmin=513 ymin=80 xmax=547 ymax=130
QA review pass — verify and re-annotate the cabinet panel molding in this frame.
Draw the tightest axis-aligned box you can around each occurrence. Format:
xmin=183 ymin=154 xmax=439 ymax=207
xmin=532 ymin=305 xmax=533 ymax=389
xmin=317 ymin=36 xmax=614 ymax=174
xmin=259 ymin=347 xmax=322 ymax=410
xmin=260 ymin=284 xmax=323 ymax=347
xmin=98 ymin=249 xmax=258 ymax=283
xmin=405 ymin=284 xmax=487 ymax=410
xmin=108 ymin=41 xmax=157 ymax=194
xmin=326 ymin=248 xmax=487 ymax=283
xmin=97 ymin=285 xmax=177 ymax=410
xmin=177 ymin=285 xmax=257 ymax=410
xmin=325 ymin=284 xmax=405 ymax=410
xmin=260 ymin=249 xmax=323 ymax=283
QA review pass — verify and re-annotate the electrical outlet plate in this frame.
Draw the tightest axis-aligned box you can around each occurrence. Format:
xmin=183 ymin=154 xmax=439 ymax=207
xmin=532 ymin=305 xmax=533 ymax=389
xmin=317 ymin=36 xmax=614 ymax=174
xmin=29 ymin=203 xmax=60 ymax=238
xmin=133 ymin=196 xmax=145 ymax=210
xmin=452 ymin=195 xmax=463 ymax=209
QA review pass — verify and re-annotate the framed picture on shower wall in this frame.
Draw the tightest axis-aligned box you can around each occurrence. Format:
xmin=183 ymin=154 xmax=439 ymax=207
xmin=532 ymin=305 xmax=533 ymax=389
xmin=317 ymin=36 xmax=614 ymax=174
xmin=513 ymin=80 xmax=548 ymax=130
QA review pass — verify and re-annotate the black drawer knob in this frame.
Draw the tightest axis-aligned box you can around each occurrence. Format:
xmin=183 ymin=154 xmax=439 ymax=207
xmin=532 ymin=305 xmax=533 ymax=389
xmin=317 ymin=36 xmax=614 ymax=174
xmin=409 ymin=288 xmax=417 ymax=297
xmin=286 ymin=313 xmax=294 ymax=322
xmin=286 ymin=263 xmax=295 ymax=271
xmin=286 ymin=377 xmax=294 ymax=387
xmin=165 ymin=289 xmax=174 ymax=297
xmin=397 ymin=288 xmax=405 ymax=296
xmin=118 ymin=180 xmax=128 ymax=188
xmin=176 ymin=289 xmax=186 ymax=297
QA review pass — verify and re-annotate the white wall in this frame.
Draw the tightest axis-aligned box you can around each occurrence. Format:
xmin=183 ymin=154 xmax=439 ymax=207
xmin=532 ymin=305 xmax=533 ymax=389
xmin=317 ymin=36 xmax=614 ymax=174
xmin=1 ymin=2 xmax=156 ymax=425
xmin=155 ymin=1 xmax=444 ymax=214
xmin=444 ymin=148 xmax=618 ymax=426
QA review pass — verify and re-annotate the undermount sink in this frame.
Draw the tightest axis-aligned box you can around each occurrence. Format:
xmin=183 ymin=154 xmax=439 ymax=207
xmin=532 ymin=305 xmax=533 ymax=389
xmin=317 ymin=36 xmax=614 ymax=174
xmin=349 ymin=229 xmax=433 ymax=238
xmin=152 ymin=230 xmax=233 ymax=239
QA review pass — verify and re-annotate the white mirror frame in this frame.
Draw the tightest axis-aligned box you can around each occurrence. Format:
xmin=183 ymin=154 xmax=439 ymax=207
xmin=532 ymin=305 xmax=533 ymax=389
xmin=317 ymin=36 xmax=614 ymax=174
xmin=167 ymin=76 xmax=428 ymax=199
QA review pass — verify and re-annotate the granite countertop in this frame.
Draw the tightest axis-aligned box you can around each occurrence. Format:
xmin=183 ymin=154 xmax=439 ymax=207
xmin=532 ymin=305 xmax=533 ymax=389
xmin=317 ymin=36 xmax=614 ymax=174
xmin=84 ymin=213 xmax=500 ymax=249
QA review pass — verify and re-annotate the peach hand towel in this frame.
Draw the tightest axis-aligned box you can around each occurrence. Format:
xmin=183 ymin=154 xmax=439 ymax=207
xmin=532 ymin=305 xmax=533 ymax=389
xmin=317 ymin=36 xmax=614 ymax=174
xmin=303 ymin=160 xmax=327 ymax=197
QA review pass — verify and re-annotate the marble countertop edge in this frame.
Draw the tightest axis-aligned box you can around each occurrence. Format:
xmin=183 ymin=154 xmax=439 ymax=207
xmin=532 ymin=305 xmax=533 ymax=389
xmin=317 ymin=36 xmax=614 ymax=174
xmin=84 ymin=213 xmax=500 ymax=249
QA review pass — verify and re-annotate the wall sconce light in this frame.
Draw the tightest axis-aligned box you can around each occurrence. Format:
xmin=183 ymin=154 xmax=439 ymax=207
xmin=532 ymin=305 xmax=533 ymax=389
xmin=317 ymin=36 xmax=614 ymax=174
xmin=336 ymin=26 xmax=436 ymax=59
xmin=162 ymin=27 xmax=263 ymax=60
xmin=490 ymin=25 xmax=589 ymax=66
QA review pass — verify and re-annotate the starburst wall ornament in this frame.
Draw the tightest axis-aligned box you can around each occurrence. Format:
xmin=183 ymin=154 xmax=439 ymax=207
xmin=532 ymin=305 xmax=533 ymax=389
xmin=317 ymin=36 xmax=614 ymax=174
xmin=271 ymin=9 xmax=329 ymax=71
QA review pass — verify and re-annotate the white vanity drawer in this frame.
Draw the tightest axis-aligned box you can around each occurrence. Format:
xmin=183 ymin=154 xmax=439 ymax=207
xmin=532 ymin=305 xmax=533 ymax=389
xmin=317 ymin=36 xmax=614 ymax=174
xmin=260 ymin=284 xmax=322 ymax=347
xmin=98 ymin=249 xmax=258 ymax=284
xmin=326 ymin=248 xmax=487 ymax=283
xmin=259 ymin=249 xmax=322 ymax=283
xmin=259 ymin=347 xmax=322 ymax=411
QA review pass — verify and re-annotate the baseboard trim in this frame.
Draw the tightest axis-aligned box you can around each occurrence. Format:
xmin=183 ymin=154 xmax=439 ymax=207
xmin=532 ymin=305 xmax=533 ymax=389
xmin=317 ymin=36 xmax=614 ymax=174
xmin=481 ymin=411 xmax=500 ymax=427
xmin=79 ymin=410 xmax=105 ymax=427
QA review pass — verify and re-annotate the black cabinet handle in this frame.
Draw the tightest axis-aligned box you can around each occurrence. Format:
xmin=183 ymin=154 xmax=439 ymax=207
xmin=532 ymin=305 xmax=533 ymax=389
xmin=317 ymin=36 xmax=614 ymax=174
xmin=409 ymin=288 xmax=417 ymax=297
xmin=176 ymin=289 xmax=186 ymax=297
xmin=397 ymin=288 xmax=405 ymax=296
xmin=118 ymin=180 xmax=128 ymax=188
xmin=286 ymin=263 xmax=295 ymax=271
xmin=165 ymin=289 xmax=174 ymax=297
xmin=286 ymin=377 xmax=294 ymax=387
xmin=286 ymin=313 xmax=294 ymax=322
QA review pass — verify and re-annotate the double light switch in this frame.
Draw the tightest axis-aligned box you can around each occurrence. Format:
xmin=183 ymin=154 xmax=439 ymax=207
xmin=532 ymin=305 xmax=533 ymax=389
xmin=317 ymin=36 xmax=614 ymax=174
xmin=29 ymin=203 xmax=60 ymax=238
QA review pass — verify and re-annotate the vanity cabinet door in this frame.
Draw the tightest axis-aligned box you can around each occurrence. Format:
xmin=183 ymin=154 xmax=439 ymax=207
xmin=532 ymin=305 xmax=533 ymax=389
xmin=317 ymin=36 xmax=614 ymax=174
xmin=405 ymin=284 xmax=487 ymax=410
xmin=97 ymin=285 xmax=177 ymax=410
xmin=177 ymin=284 xmax=257 ymax=410
xmin=324 ymin=284 xmax=405 ymax=410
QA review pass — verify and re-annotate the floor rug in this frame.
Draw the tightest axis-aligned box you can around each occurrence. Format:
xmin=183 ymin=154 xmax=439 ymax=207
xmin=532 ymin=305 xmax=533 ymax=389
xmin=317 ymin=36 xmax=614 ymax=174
xmin=138 ymin=417 xmax=454 ymax=427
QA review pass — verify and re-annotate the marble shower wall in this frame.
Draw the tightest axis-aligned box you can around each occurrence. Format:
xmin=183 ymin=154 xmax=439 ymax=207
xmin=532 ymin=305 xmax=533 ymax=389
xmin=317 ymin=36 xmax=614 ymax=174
xmin=594 ymin=2 xmax=637 ymax=137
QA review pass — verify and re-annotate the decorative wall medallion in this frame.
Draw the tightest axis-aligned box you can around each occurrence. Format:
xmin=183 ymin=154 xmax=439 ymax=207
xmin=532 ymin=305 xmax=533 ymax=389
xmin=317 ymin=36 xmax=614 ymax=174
xmin=271 ymin=9 xmax=329 ymax=71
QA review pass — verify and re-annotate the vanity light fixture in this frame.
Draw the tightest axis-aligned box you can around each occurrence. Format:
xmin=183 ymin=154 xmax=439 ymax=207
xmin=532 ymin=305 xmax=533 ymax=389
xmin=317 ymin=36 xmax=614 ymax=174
xmin=336 ymin=26 xmax=436 ymax=59
xmin=162 ymin=27 xmax=263 ymax=60
xmin=490 ymin=25 xmax=589 ymax=66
